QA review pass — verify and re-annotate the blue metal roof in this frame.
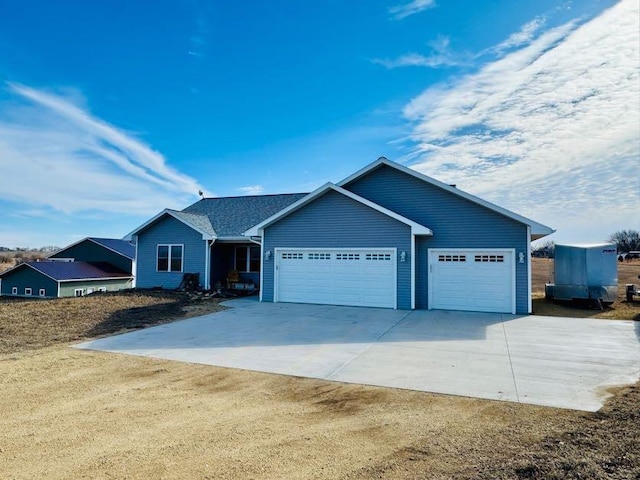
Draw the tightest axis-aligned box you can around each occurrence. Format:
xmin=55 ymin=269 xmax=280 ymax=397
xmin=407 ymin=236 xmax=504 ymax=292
xmin=182 ymin=193 xmax=308 ymax=238
xmin=0 ymin=261 xmax=133 ymax=281
xmin=89 ymin=238 xmax=136 ymax=259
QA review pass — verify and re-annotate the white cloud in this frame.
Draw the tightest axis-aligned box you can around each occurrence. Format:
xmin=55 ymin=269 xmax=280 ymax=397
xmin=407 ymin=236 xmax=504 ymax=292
xmin=237 ymin=185 xmax=265 ymax=195
xmin=0 ymin=83 xmax=205 ymax=215
xmin=490 ymin=17 xmax=547 ymax=54
xmin=373 ymin=35 xmax=464 ymax=69
xmin=389 ymin=0 xmax=436 ymax=20
xmin=401 ymin=0 xmax=640 ymax=243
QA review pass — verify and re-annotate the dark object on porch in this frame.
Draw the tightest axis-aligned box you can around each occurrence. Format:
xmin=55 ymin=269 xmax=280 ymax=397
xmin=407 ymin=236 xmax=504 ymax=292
xmin=178 ymin=273 xmax=200 ymax=292
xmin=226 ymin=270 xmax=256 ymax=294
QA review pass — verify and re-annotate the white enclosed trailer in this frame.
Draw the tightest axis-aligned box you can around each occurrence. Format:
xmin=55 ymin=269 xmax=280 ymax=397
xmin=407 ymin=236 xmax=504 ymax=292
xmin=545 ymin=243 xmax=618 ymax=304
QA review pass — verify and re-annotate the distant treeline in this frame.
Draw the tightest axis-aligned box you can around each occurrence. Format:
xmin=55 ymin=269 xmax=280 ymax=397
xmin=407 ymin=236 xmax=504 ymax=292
xmin=0 ymin=246 xmax=60 ymax=253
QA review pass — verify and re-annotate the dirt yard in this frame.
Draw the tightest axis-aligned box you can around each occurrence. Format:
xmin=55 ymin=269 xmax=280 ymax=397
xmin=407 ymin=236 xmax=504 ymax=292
xmin=0 ymin=264 xmax=638 ymax=479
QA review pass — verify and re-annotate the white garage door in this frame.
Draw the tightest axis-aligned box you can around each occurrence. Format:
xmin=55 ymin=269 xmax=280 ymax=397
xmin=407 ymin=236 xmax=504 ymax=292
xmin=276 ymin=249 xmax=397 ymax=308
xmin=429 ymin=249 xmax=515 ymax=313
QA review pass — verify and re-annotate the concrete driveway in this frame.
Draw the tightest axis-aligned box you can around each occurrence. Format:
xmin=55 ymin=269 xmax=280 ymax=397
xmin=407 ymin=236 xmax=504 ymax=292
xmin=75 ymin=298 xmax=640 ymax=411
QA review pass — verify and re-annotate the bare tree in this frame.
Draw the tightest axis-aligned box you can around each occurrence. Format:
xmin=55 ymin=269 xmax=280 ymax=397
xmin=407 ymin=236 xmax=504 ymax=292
xmin=608 ymin=230 xmax=640 ymax=253
xmin=532 ymin=240 xmax=555 ymax=258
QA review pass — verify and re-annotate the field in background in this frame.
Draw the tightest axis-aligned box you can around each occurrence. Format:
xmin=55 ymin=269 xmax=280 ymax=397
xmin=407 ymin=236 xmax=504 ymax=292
xmin=532 ymin=257 xmax=640 ymax=320
xmin=0 ymin=250 xmax=47 ymax=273
xmin=0 ymin=258 xmax=638 ymax=478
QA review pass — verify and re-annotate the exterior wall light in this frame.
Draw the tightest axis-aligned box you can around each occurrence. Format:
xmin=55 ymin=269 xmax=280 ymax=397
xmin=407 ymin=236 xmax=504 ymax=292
xmin=264 ymin=250 xmax=272 ymax=261
xmin=400 ymin=251 xmax=407 ymax=262
xmin=519 ymin=252 xmax=525 ymax=263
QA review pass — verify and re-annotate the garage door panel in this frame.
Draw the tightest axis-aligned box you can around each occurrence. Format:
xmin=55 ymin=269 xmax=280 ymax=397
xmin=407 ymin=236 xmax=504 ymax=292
xmin=276 ymin=249 xmax=397 ymax=308
xmin=430 ymin=250 xmax=514 ymax=313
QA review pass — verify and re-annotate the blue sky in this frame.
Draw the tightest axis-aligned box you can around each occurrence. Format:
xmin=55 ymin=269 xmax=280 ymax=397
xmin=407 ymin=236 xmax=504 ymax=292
xmin=0 ymin=0 xmax=638 ymax=248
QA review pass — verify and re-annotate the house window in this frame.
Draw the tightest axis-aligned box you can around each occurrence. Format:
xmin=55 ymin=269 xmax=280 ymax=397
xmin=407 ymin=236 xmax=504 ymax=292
xmin=39 ymin=288 xmax=46 ymax=297
xmin=75 ymin=289 xmax=84 ymax=297
xmin=11 ymin=287 xmax=17 ymax=295
xmin=157 ymin=244 xmax=183 ymax=272
xmin=235 ymin=246 xmax=260 ymax=272
xmin=25 ymin=288 xmax=32 ymax=296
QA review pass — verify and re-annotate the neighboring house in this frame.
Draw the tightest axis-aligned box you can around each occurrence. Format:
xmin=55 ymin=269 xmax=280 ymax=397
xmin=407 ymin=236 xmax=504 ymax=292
xmin=0 ymin=237 xmax=136 ymax=298
xmin=0 ymin=261 xmax=133 ymax=298
xmin=130 ymin=158 xmax=554 ymax=314
xmin=48 ymin=237 xmax=135 ymax=276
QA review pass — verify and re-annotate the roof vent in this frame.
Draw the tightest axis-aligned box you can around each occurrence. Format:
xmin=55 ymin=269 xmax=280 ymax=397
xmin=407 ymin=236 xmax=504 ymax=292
xmin=449 ymin=184 xmax=457 ymax=188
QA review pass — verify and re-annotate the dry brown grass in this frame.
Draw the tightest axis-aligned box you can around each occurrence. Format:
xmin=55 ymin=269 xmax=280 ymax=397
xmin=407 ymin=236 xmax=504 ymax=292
xmin=0 ymin=251 xmax=46 ymax=273
xmin=531 ymin=257 xmax=640 ymax=320
xmin=0 ymin=263 xmax=638 ymax=478
xmin=0 ymin=291 xmax=224 ymax=355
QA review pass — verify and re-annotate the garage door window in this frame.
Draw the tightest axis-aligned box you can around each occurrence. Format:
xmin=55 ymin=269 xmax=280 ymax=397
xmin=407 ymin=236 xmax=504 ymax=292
xmin=308 ymin=253 xmax=331 ymax=260
xmin=438 ymin=254 xmax=466 ymax=262
xmin=336 ymin=253 xmax=360 ymax=260
xmin=474 ymin=255 xmax=504 ymax=262
xmin=366 ymin=253 xmax=391 ymax=261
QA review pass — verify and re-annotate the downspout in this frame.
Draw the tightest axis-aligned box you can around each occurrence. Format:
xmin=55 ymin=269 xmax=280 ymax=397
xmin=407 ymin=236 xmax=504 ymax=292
xmin=205 ymin=239 xmax=214 ymax=291
xmin=411 ymin=234 xmax=416 ymax=309
xmin=527 ymin=226 xmax=532 ymax=314
xmin=248 ymin=235 xmax=263 ymax=301
xmin=132 ymin=234 xmax=138 ymax=288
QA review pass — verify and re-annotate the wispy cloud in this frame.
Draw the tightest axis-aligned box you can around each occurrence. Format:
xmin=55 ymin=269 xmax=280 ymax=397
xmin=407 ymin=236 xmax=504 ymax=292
xmin=188 ymin=7 xmax=209 ymax=58
xmin=401 ymin=0 xmax=640 ymax=242
xmin=0 ymin=83 xmax=205 ymax=215
xmin=237 ymin=185 xmax=265 ymax=195
xmin=491 ymin=17 xmax=546 ymax=54
xmin=389 ymin=0 xmax=436 ymax=20
xmin=373 ymin=35 xmax=464 ymax=69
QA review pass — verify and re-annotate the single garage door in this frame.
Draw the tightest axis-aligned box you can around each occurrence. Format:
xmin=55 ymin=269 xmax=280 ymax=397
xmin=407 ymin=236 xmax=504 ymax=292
xmin=429 ymin=249 xmax=515 ymax=313
xmin=276 ymin=249 xmax=397 ymax=308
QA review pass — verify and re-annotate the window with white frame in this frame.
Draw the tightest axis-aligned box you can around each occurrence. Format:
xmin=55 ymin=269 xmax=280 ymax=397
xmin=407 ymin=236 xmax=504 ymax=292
xmin=39 ymin=288 xmax=46 ymax=297
xmin=11 ymin=286 xmax=17 ymax=295
xmin=157 ymin=244 xmax=183 ymax=272
xmin=75 ymin=288 xmax=84 ymax=297
xmin=235 ymin=246 xmax=260 ymax=273
xmin=25 ymin=287 xmax=32 ymax=296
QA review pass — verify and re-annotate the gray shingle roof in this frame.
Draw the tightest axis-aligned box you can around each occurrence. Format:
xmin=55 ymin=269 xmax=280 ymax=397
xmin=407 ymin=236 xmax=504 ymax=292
xmin=182 ymin=193 xmax=308 ymax=238
xmin=89 ymin=238 xmax=136 ymax=260
xmin=167 ymin=210 xmax=216 ymax=237
xmin=0 ymin=261 xmax=133 ymax=281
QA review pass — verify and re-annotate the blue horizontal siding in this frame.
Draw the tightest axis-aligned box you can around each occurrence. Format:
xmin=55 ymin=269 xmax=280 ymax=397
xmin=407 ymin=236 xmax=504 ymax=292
xmin=263 ymin=190 xmax=412 ymax=309
xmin=135 ymin=215 xmax=207 ymax=289
xmin=345 ymin=165 xmax=530 ymax=313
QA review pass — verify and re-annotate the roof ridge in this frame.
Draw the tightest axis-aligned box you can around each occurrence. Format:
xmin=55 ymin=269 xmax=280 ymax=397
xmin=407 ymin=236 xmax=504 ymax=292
xmin=193 ymin=192 xmax=309 ymax=202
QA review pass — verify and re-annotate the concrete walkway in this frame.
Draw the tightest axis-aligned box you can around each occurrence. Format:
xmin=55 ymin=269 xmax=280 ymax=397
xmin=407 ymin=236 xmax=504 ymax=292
xmin=75 ymin=298 xmax=640 ymax=411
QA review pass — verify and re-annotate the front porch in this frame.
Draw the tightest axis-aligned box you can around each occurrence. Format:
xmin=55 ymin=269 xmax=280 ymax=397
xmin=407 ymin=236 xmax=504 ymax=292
xmin=210 ymin=242 xmax=261 ymax=292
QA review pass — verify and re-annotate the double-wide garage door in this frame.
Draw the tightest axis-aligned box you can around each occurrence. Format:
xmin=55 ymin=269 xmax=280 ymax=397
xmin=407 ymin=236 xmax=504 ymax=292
xmin=276 ymin=249 xmax=397 ymax=308
xmin=429 ymin=249 xmax=515 ymax=313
